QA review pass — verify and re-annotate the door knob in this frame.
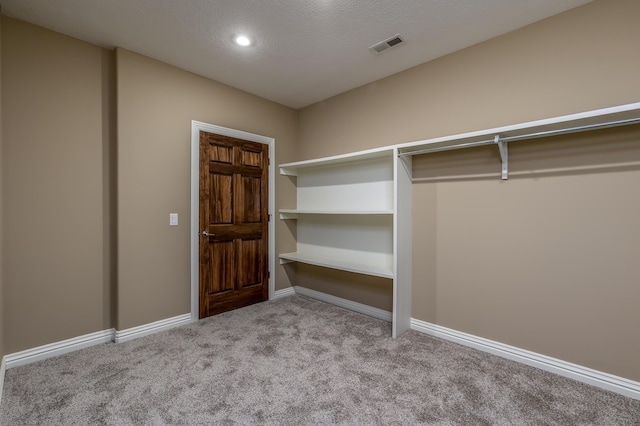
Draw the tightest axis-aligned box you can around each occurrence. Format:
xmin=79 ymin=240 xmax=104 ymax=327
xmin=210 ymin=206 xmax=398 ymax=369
xmin=201 ymin=231 xmax=216 ymax=237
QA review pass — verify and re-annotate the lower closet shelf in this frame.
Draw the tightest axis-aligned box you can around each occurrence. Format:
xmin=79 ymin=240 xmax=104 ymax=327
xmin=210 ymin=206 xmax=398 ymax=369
xmin=279 ymin=252 xmax=394 ymax=279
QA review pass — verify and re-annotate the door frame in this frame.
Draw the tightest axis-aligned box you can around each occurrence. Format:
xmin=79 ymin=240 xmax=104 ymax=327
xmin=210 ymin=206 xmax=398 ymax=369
xmin=190 ymin=121 xmax=276 ymax=321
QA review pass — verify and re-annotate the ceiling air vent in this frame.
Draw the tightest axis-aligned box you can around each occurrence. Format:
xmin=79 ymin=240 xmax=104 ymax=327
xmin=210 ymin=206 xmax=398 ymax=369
xmin=370 ymin=34 xmax=405 ymax=54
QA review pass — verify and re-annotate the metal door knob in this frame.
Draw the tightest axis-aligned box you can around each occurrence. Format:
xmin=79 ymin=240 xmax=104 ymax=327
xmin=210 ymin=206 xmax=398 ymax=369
xmin=201 ymin=231 xmax=215 ymax=237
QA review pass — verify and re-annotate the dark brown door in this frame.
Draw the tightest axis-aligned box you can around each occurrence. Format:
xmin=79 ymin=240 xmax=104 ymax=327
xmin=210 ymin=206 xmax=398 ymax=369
xmin=199 ymin=131 xmax=269 ymax=318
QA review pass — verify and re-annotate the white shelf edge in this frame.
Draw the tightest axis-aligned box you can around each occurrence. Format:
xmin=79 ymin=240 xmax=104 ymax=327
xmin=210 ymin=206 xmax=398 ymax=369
xmin=279 ymin=252 xmax=394 ymax=279
xmin=279 ymin=147 xmax=394 ymax=176
xmin=279 ymin=103 xmax=640 ymax=169
xmin=396 ymin=102 xmax=640 ymax=155
xmin=279 ymin=209 xmax=394 ymax=219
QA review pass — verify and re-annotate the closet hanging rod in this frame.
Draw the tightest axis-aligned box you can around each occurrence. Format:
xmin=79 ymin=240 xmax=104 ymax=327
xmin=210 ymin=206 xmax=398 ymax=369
xmin=400 ymin=138 xmax=495 ymax=155
xmin=397 ymin=117 xmax=640 ymax=158
xmin=500 ymin=117 xmax=640 ymax=143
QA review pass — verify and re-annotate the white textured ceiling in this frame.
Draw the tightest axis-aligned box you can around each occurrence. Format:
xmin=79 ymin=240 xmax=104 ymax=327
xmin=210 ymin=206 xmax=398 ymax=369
xmin=2 ymin=0 xmax=592 ymax=109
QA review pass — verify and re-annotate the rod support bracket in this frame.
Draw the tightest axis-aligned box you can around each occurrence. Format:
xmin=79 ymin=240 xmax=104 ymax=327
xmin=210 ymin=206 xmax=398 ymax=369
xmin=495 ymin=135 xmax=508 ymax=180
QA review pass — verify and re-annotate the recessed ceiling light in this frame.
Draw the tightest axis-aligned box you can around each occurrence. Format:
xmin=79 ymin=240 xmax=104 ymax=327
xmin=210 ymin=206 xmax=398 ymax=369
xmin=235 ymin=35 xmax=253 ymax=47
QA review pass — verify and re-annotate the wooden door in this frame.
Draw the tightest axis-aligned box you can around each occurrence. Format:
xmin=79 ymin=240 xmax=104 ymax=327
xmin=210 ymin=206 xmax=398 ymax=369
xmin=199 ymin=131 xmax=269 ymax=318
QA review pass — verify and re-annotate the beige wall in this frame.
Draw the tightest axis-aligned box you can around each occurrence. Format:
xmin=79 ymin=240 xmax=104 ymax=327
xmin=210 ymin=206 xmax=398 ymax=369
xmin=116 ymin=48 xmax=297 ymax=329
xmin=1 ymin=17 xmax=113 ymax=353
xmin=0 ymin=14 xmax=4 ymax=359
xmin=414 ymin=128 xmax=640 ymax=380
xmin=0 ymin=18 xmax=297 ymax=350
xmin=297 ymin=0 xmax=640 ymax=381
xmin=1 ymin=0 xmax=639 ymax=384
xmin=296 ymin=265 xmax=393 ymax=312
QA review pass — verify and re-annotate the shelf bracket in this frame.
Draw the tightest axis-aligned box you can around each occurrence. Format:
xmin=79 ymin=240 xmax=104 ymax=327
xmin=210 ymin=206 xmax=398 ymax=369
xmin=495 ymin=135 xmax=508 ymax=180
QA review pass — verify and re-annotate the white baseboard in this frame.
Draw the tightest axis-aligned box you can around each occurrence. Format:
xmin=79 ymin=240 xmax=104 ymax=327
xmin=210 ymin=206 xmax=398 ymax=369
xmin=4 ymin=329 xmax=115 ymax=370
xmin=114 ymin=313 xmax=193 ymax=344
xmin=286 ymin=286 xmax=639 ymax=400
xmin=273 ymin=287 xmax=296 ymax=299
xmin=2 ymin=314 xmax=195 ymax=372
xmin=294 ymin=286 xmax=393 ymax=322
xmin=410 ymin=318 xmax=640 ymax=400
xmin=3 ymin=295 xmax=636 ymax=402
xmin=0 ymin=356 xmax=6 ymax=403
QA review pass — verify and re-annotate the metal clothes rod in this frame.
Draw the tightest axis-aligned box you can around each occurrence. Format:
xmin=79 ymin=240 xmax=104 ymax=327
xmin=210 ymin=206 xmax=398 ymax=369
xmin=500 ymin=117 xmax=640 ymax=143
xmin=403 ymin=138 xmax=496 ymax=155
xmin=398 ymin=117 xmax=640 ymax=158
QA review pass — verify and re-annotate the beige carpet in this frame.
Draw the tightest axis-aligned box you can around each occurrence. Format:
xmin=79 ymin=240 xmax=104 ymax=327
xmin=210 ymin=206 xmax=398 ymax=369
xmin=1 ymin=295 xmax=638 ymax=425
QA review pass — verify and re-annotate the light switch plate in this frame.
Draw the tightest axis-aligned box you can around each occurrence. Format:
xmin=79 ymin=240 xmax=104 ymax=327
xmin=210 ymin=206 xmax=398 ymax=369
xmin=169 ymin=213 xmax=178 ymax=226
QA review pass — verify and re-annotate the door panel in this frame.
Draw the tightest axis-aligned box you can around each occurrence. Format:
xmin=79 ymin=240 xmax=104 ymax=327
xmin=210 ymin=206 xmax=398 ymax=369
xmin=240 ymin=176 xmax=262 ymax=223
xmin=209 ymin=240 xmax=235 ymax=293
xmin=210 ymin=143 xmax=233 ymax=164
xmin=237 ymin=238 xmax=263 ymax=288
xmin=199 ymin=131 xmax=269 ymax=318
xmin=240 ymin=148 xmax=263 ymax=168
xmin=210 ymin=173 xmax=233 ymax=224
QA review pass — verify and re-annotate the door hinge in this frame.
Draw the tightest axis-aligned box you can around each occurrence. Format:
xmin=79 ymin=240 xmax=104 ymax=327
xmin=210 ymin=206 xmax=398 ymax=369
xmin=268 ymin=271 xmax=271 ymax=279
xmin=268 ymin=158 xmax=270 ymax=165
xmin=268 ymin=214 xmax=272 ymax=222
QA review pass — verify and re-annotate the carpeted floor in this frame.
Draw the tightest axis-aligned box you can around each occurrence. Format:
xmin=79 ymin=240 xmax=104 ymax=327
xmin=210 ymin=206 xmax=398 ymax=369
xmin=1 ymin=295 xmax=639 ymax=425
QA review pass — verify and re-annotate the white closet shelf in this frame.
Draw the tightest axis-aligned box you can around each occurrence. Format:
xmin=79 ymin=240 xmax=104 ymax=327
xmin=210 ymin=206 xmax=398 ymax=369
xmin=279 ymin=209 xmax=393 ymax=219
xmin=276 ymin=102 xmax=639 ymax=339
xmin=395 ymin=102 xmax=640 ymax=179
xmin=279 ymin=252 xmax=394 ymax=279
xmin=396 ymin=102 xmax=640 ymax=157
xmin=280 ymin=147 xmax=394 ymax=176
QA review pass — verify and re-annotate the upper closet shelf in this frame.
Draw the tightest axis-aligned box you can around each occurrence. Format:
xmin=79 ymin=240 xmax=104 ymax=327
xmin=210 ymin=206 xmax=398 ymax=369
xmin=280 ymin=147 xmax=394 ymax=176
xmin=280 ymin=103 xmax=640 ymax=180
xmin=397 ymin=102 xmax=640 ymax=156
xmin=396 ymin=102 xmax=640 ymax=180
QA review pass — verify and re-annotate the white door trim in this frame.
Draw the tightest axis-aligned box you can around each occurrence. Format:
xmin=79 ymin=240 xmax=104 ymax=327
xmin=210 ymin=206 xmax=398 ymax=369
xmin=190 ymin=121 xmax=276 ymax=321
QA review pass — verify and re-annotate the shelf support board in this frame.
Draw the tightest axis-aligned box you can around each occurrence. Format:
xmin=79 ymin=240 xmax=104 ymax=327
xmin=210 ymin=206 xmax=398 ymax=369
xmin=495 ymin=135 xmax=508 ymax=180
xmin=279 ymin=212 xmax=297 ymax=220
